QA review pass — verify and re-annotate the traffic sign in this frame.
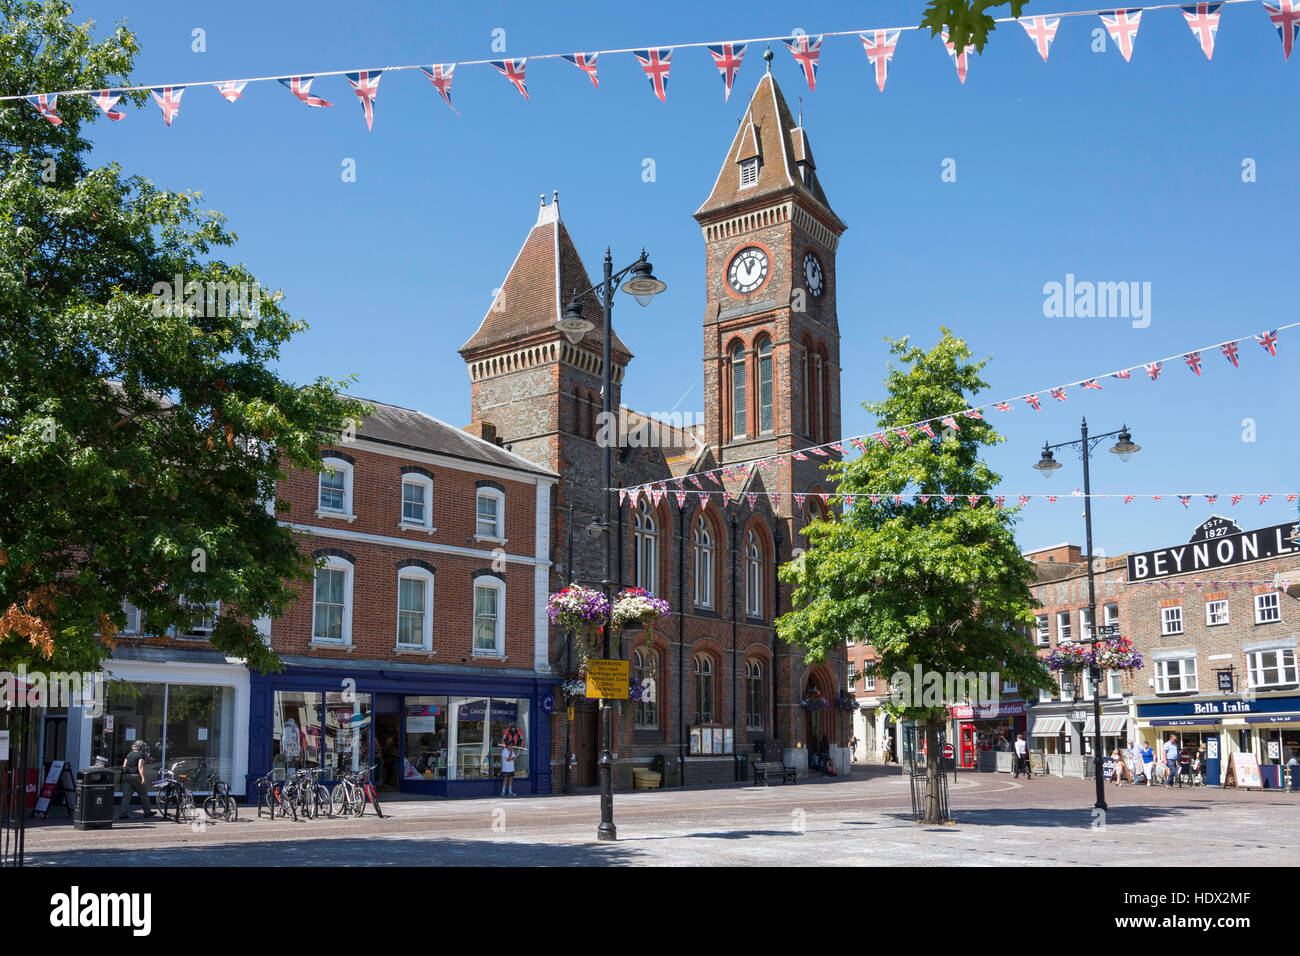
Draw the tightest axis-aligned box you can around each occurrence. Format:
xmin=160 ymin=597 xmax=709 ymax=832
xmin=585 ymin=659 xmax=630 ymax=699
xmin=1095 ymin=624 xmax=1120 ymax=637
xmin=941 ymin=743 xmax=955 ymax=760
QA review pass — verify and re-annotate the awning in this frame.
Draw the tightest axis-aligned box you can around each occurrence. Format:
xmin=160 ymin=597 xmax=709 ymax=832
xmin=1147 ymin=718 xmax=1220 ymax=727
xmin=1031 ymin=716 xmax=1066 ymax=736
xmin=1083 ymin=715 xmax=1130 ymax=735
xmin=1244 ymin=713 xmax=1300 ymax=724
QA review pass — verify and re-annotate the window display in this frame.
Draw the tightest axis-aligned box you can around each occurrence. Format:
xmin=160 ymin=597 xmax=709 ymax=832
xmin=324 ymin=692 xmax=371 ymax=777
xmin=447 ymin=697 xmax=529 ymax=780
xmin=273 ymin=691 xmax=321 ymax=771
xmin=403 ymin=696 xmax=448 ymax=780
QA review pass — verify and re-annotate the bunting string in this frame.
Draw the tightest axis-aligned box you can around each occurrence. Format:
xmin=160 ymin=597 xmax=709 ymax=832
xmin=7 ymin=0 xmax=1296 ymax=127
xmin=618 ymin=320 xmax=1298 ymax=497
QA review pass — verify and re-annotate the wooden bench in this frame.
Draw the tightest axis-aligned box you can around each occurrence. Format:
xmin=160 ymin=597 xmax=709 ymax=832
xmin=752 ymin=760 xmax=797 ymax=786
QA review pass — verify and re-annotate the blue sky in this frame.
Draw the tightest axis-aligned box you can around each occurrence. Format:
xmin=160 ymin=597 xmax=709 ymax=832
xmin=74 ymin=0 xmax=1299 ymax=556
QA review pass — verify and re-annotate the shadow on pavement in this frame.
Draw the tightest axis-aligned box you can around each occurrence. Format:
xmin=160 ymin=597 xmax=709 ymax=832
xmin=894 ymin=805 xmax=1191 ymax=828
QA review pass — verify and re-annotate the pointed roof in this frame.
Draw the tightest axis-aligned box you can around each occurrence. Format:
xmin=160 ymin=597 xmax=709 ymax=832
xmin=460 ymin=194 xmax=629 ymax=358
xmin=694 ymin=71 xmax=841 ymax=228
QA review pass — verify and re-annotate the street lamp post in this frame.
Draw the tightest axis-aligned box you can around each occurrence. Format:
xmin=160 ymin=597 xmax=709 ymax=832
xmin=1034 ymin=418 xmax=1140 ymax=811
xmin=556 ymin=248 xmax=666 ymax=842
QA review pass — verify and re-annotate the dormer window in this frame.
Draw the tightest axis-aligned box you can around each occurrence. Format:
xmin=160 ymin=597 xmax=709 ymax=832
xmin=798 ymin=162 xmax=814 ymax=190
xmin=739 ymin=157 xmax=759 ymax=188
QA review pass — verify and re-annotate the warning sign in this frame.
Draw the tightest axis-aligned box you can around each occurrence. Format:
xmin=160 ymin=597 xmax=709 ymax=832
xmin=585 ymin=659 xmax=630 ymax=699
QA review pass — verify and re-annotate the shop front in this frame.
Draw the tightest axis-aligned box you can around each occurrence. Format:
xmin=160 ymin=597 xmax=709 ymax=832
xmin=1135 ymin=694 xmax=1300 ymax=788
xmin=950 ymin=701 xmax=1026 ymax=771
xmin=247 ymin=658 xmax=557 ymax=799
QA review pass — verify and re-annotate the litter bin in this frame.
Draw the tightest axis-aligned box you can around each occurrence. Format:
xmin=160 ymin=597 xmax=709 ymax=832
xmin=74 ymin=767 xmax=117 ymax=831
xmin=736 ymin=753 xmax=750 ymax=781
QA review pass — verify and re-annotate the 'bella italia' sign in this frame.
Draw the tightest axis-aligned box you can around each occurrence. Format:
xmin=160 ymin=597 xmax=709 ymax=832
xmin=1126 ymin=518 xmax=1298 ymax=581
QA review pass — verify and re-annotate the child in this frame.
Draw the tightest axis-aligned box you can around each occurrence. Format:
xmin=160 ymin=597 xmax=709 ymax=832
xmin=501 ymin=739 xmax=517 ymax=797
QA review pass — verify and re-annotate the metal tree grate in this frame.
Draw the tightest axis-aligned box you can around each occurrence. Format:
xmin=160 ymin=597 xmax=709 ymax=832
xmin=1 ymin=706 xmax=30 ymax=868
xmin=905 ymin=725 xmax=951 ymax=824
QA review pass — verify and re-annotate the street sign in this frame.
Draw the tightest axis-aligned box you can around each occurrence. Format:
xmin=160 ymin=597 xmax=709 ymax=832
xmin=1095 ymin=625 xmax=1120 ymax=637
xmin=585 ymin=659 xmax=630 ymax=699
xmin=941 ymin=743 xmax=955 ymax=760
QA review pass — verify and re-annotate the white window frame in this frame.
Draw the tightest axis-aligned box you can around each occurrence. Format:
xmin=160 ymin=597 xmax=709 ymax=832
xmin=312 ymin=558 xmax=353 ymax=645
xmin=863 ymin=670 xmax=876 ymax=693
xmin=472 ymin=576 xmax=506 ymax=657
xmin=1247 ymin=647 xmax=1297 ymax=689
xmin=1255 ymin=592 xmax=1282 ymax=625
xmin=1161 ymin=605 xmax=1184 ymax=636
xmin=1039 ymin=685 xmax=1054 ymax=703
xmin=1034 ymin=614 xmax=1050 ymax=647
xmin=121 ymin=599 xmax=145 ymax=636
xmin=1107 ymin=669 xmax=1123 ymax=698
xmin=1103 ymin=602 xmax=1120 ymax=628
xmin=693 ymin=516 xmax=713 ymax=609
xmin=179 ymin=599 xmax=219 ymax=641
xmin=847 ymin=660 xmax=856 ymax=686
xmin=1205 ymin=599 xmax=1230 ymax=627
xmin=317 ymin=457 xmax=355 ymax=521
xmin=745 ymin=530 xmax=763 ymax=618
xmin=475 ymin=488 xmax=505 ymax=541
xmin=1080 ymin=606 xmax=1094 ymax=641
xmin=1154 ymin=656 xmax=1198 ymax=694
xmin=738 ymin=157 xmax=759 ymax=188
xmin=396 ymin=568 xmax=435 ymax=650
xmin=635 ymin=501 xmax=657 ymax=596
xmin=400 ymin=474 xmax=435 ymax=531
xmin=1056 ymin=610 xmax=1072 ymax=644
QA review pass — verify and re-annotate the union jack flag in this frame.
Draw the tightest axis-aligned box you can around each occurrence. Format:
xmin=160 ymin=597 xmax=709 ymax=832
xmin=618 ymin=489 xmax=628 ymax=506
xmin=149 ymin=86 xmax=185 ymax=126
xmin=1260 ymin=494 xmax=1272 ymax=505
xmin=93 ymin=90 xmax=125 ymax=121
xmin=420 ymin=64 xmax=458 ymax=113
xmin=1151 ymin=495 xmax=1162 ymax=502
xmin=1184 ymin=351 xmax=1203 ymax=375
xmin=745 ymin=493 xmax=757 ymax=510
xmin=1221 ymin=340 xmax=1240 ymax=367
xmin=859 ymin=30 xmax=900 ymax=92
xmin=994 ymin=402 xmax=1012 ymax=411
xmin=759 ymin=459 xmax=775 ymax=471
xmin=1024 ymin=394 xmax=1042 ymax=410
xmin=940 ymin=29 xmax=975 ymax=84
xmin=894 ymin=494 xmax=904 ymax=506
xmin=850 ymin=437 xmax=868 ymax=452
xmin=1264 ymin=0 xmax=1300 ymax=59
xmin=794 ymin=493 xmax=807 ymax=510
xmin=968 ymin=495 xmax=981 ymax=508
xmin=707 ymin=472 xmax=722 ymax=486
xmin=896 ymin=428 xmax=912 ymax=446
xmin=920 ymin=495 xmax=931 ymax=504
xmin=634 ymin=48 xmax=672 ymax=102
xmin=1179 ymin=495 xmax=1191 ymax=508
xmin=279 ymin=76 xmax=332 ymax=108
xmin=1288 ymin=493 xmax=1298 ymax=502
xmin=995 ymin=495 xmax=1006 ymax=509
xmin=829 ymin=442 xmax=846 ymax=453
xmin=689 ymin=475 xmax=703 ymax=489
xmin=723 ymin=468 xmax=736 ymax=482
xmin=1100 ymin=9 xmax=1144 ymax=62
xmin=1112 ymin=369 xmax=1132 ymax=379
xmin=1020 ymin=16 xmax=1061 ymax=61
xmin=1124 ymin=495 xmax=1135 ymax=503
xmin=1051 ymin=387 xmax=1068 ymax=402
xmin=1231 ymin=494 xmax=1243 ymax=506
xmin=707 ymin=43 xmax=746 ymax=100
xmin=346 ymin=70 xmax=383 ymax=130
xmin=650 ymin=489 xmax=664 ymax=506
xmin=772 ymin=493 xmax=782 ymax=509
xmin=1257 ymin=329 xmax=1279 ymax=356
xmin=784 ymin=34 xmax=823 ymax=91
xmin=943 ymin=495 xmax=955 ymax=505
xmin=29 ymin=93 xmax=62 ymax=126
xmin=491 ymin=58 xmax=530 ymax=100
xmin=1019 ymin=495 xmax=1031 ymax=506
xmin=792 ymin=451 xmax=809 ymax=460
xmin=1082 ymin=379 xmax=1103 ymax=390
xmin=918 ymin=423 xmax=936 ymax=438
xmin=674 ymin=491 xmax=688 ymax=508
xmin=1206 ymin=494 xmax=1218 ymax=503
xmin=870 ymin=495 xmax=880 ymax=507
xmin=216 ymin=81 xmax=247 ymax=103
xmin=1145 ymin=362 xmax=1163 ymax=381
xmin=963 ymin=409 xmax=983 ymax=419
xmin=562 ymin=52 xmax=600 ymax=88
xmin=875 ymin=432 xmax=891 ymax=449
xmin=940 ymin=415 xmax=959 ymax=430
xmin=818 ymin=493 xmax=831 ymax=505
xmin=737 ymin=464 xmax=752 ymax=477
xmin=722 ymin=491 xmax=733 ymax=507
xmin=810 ymin=446 xmax=829 ymax=456
xmin=1181 ymin=4 xmax=1223 ymax=59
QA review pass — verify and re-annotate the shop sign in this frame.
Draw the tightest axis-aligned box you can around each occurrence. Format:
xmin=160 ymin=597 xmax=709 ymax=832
xmin=1127 ymin=521 xmax=1298 ymax=581
xmin=458 ymin=699 xmax=520 ymax=721
xmin=585 ymin=659 xmax=630 ymax=700
xmin=541 ymin=694 xmax=554 ymax=714
xmin=1216 ymin=670 xmax=1234 ymax=692
xmin=949 ymin=701 xmax=1025 ymax=719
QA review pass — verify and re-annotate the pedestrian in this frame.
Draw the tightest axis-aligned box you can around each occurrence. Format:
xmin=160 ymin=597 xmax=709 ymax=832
xmin=117 ymin=741 xmax=156 ymax=820
xmin=500 ymin=737 xmax=517 ymax=797
xmin=1014 ymin=733 xmax=1031 ymax=778
xmin=1110 ymin=747 xmax=1127 ymax=786
xmin=1163 ymin=734 xmax=1180 ymax=789
xmin=848 ymin=735 xmax=858 ymax=763
xmin=1140 ymin=741 xmax=1156 ymax=785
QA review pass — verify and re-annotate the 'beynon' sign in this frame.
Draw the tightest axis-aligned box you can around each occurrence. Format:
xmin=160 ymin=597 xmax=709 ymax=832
xmin=1126 ymin=522 xmax=1298 ymax=581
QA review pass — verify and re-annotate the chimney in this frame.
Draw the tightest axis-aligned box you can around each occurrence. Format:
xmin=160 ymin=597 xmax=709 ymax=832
xmin=464 ymin=421 xmax=500 ymax=446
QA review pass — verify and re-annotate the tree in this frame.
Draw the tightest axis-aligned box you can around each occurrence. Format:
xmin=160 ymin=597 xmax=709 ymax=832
xmin=921 ymin=0 xmax=1030 ymax=54
xmin=777 ymin=330 xmax=1051 ymax=824
xmin=0 ymin=1 xmax=368 ymax=676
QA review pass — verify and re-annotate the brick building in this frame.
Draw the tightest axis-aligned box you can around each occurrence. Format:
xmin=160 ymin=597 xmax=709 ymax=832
xmin=248 ymin=398 xmax=559 ymax=798
xmin=459 ymin=65 xmax=850 ymax=788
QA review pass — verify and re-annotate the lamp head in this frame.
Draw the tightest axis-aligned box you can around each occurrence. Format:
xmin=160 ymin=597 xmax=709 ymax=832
xmin=1033 ymin=444 xmax=1062 ymax=477
xmin=620 ymin=252 xmax=667 ymax=307
xmin=556 ymin=299 xmax=594 ymax=345
xmin=1109 ymin=426 xmax=1140 ymax=463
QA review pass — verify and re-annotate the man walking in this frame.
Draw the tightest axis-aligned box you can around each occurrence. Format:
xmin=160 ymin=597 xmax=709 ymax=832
xmin=118 ymin=740 xmax=155 ymax=819
xmin=1163 ymin=733 xmax=1181 ymax=789
xmin=1014 ymin=733 xmax=1031 ymax=778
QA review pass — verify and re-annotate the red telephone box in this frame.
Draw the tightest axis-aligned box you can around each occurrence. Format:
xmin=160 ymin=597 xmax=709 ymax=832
xmin=960 ymin=723 xmax=977 ymax=769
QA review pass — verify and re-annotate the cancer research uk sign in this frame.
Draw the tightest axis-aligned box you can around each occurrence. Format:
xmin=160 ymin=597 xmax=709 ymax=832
xmin=1126 ymin=518 xmax=1298 ymax=581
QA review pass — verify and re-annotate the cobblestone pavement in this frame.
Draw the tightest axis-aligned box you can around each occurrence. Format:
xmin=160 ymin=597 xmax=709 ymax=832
xmin=19 ymin=766 xmax=1300 ymax=866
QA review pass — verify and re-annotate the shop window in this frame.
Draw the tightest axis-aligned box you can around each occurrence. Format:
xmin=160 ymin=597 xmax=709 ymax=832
xmin=745 ymin=659 xmax=765 ymax=731
xmin=273 ymin=691 xmax=322 ymax=771
xmin=1056 ymin=610 xmax=1072 ymax=643
xmin=401 ymin=475 xmax=433 ymax=528
xmin=476 ymin=488 xmax=504 ymax=539
xmin=1255 ymin=592 xmax=1282 ymax=624
xmin=1206 ymin=599 xmax=1230 ymax=627
xmin=1155 ymin=657 xmax=1198 ymax=693
xmin=1161 ymin=605 xmax=1183 ymax=636
xmin=313 ymin=559 xmax=352 ymax=644
xmin=1034 ymin=614 xmax=1050 ymax=646
xmin=403 ymin=696 xmax=448 ymax=780
xmin=397 ymin=569 xmax=434 ymax=649
xmin=447 ymin=697 xmax=529 ymax=780
xmin=1247 ymin=648 xmax=1297 ymax=689
xmin=324 ymin=692 xmax=371 ymax=778
xmin=473 ymin=577 xmax=505 ymax=655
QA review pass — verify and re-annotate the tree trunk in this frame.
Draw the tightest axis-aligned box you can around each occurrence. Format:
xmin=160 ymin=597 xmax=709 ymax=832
xmin=925 ymin=716 xmax=944 ymax=824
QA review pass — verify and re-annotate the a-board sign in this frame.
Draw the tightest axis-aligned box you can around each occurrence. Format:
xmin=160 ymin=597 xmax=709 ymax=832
xmin=1223 ymin=751 xmax=1262 ymax=790
xmin=585 ymin=659 xmax=630 ymax=699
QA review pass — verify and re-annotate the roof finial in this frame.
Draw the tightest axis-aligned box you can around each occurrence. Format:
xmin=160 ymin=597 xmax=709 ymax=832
xmin=797 ymin=95 xmax=803 ymax=127
xmin=553 ymin=189 xmax=559 ymax=204
xmin=763 ymin=45 xmax=773 ymax=72
xmin=539 ymin=193 xmax=545 ymax=207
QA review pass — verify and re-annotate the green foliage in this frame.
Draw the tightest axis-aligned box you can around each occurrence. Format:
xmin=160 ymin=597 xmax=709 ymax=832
xmin=0 ymin=1 xmax=368 ymax=674
xmin=920 ymin=0 xmax=1029 ymax=54
xmin=777 ymin=329 xmax=1052 ymax=726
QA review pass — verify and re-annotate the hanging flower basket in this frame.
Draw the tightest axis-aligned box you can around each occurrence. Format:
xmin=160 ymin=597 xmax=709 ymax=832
xmin=800 ymin=687 xmax=830 ymax=712
xmin=1089 ymin=637 xmax=1144 ymax=671
xmin=559 ymin=677 xmax=587 ymax=700
xmin=835 ymin=693 xmax=859 ymax=712
xmin=1045 ymin=645 xmax=1089 ymax=673
xmin=610 ymin=587 xmax=672 ymax=630
xmin=548 ymin=585 xmax=611 ymax=673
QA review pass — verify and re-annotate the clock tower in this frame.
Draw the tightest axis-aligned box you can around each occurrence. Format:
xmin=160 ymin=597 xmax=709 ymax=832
xmin=693 ymin=61 xmax=846 ymax=511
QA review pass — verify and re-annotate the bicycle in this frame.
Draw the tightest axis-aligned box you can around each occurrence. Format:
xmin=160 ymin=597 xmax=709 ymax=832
xmin=285 ymin=768 xmax=331 ymax=819
xmin=154 ymin=762 xmax=197 ymax=824
xmin=330 ymin=764 xmax=383 ymax=818
xmin=202 ymin=774 xmax=239 ymax=822
xmin=253 ymin=769 xmax=297 ymax=821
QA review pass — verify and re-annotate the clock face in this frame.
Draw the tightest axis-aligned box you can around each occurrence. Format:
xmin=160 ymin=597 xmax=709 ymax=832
xmin=803 ymin=251 xmax=825 ymax=299
xmin=727 ymin=246 xmax=770 ymax=295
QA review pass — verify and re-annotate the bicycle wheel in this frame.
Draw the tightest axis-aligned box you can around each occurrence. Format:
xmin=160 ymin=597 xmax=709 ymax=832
xmin=176 ymin=792 xmax=196 ymax=824
xmin=222 ymin=793 xmax=238 ymax=822
xmin=349 ymin=782 xmax=364 ymax=817
xmin=367 ymin=787 xmax=384 ymax=819
xmin=330 ymin=783 xmax=348 ymax=817
xmin=159 ymin=786 xmax=175 ymax=822
xmin=314 ymin=785 xmax=332 ymax=818
xmin=204 ymin=795 xmax=221 ymax=819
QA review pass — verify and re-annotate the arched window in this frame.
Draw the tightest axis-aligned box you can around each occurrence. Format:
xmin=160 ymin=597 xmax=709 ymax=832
xmin=745 ymin=529 xmax=764 ymax=618
xmin=572 ymin=386 xmax=583 ymax=437
xmin=818 ymin=345 xmax=831 ymax=444
xmin=693 ymin=654 xmax=715 ymax=725
xmin=730 ymin=343 xmax=746 ymax=439
xmin=802 ymin=340 xmax=812 ymax=438
xmin=693 ymin=515 xmax=713 ymax=608
xmin=745 ymin=659 xmax=766 ymax=730
xmin=757 ymin=338 xmax=773 ymax=434
xmin=812 ymin=351 xmax=824 ymax=443
xmin=634 ymin=499 xmax=657 ymax=596
xmin=634 ymin=648 xmax=659 ymax=728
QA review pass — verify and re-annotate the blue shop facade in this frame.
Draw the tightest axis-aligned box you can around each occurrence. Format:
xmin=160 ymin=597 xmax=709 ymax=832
xmin=246 ymin=656 xmax=558 ymax=800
